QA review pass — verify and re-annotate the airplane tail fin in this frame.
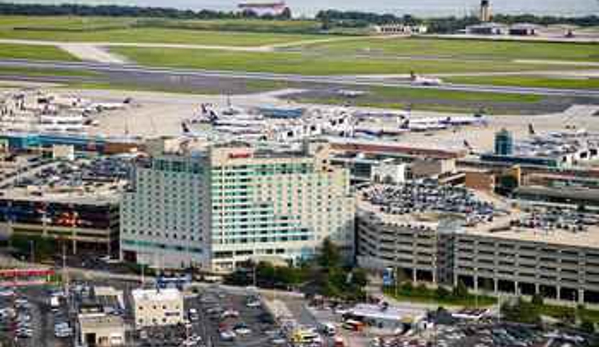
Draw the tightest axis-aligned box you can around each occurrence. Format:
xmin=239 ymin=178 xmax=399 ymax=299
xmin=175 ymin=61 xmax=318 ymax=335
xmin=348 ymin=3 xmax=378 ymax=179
xmin=528 ymin=123 xmax=536 ymax=136
xmin=182 ymin=122 xmax=191 ymax=134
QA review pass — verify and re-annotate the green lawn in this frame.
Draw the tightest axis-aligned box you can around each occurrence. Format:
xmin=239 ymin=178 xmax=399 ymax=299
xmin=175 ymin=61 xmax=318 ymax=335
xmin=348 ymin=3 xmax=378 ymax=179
xmin=448 ymin=75 xmax=599 ymax=90
xmin=538 ymin=304 xmax=599 ymax=324
xmin=384 ymin=287 xmax=497 ymax=308
xmin=288 ymin=85 xmax=542 ymax=114
xmin=0 ymin=27 xmax=326 ymax=46
xmin=110 ymin=46 xmax=578 ymax=75
xmin=137 ymin=18 xmax=323 ymax=34
xmin=63 ymin=79 xmax=290 ymax=95
xmin=368 ymin=86 xmax=541 ymax=102
xmin=0 ymin=43 xmax=77 ymax=61
xmin=0 ymin=15 xmax=323 ymax=34
xmin=0 ymin=66 xmax=97 ymax=77
xmin=0 ymin=16 xmax=136 ymax=30
xmin=302 ymin=37 xmax=599 ymax=63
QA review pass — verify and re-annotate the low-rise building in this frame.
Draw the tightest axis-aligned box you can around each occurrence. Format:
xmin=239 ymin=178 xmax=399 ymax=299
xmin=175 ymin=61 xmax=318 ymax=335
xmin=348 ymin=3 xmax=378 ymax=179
xmin=0 ymin=155 xmax=130 ymax=255
xmin=372 ymin=24 xmax=428 ymax=35
xmin=78 ymin=314 xmax=126 ymax=347
xmin=509 ymin=23 xmax=539 ymax=36
xmin=371 ymin=161 xmax=407 ymax=184
xmin=411 ymin=158 xmax=457 ymax=179
xmin=454 ymin=219 xmax=599 ymax=304
xmin=514 ymin=186 xmax=599 ymax=210
xmin=464 ymin=169 xmax=496 ymax=192
xmin=466 ymin=23 xmax=507 ymax=35
xmin=357 ymin=183 xmax=599 ymax=305
xmin=0 ymin=196 xmax=120 ymax=255
xmin=131 ymin=288 xmax=184 ymax=328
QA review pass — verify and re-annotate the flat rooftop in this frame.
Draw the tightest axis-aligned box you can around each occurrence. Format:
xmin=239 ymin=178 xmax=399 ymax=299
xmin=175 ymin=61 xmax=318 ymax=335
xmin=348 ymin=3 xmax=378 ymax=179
xmin=359 ymin=183 xmax=599 ymax=249
xmin=358 ymin=183 xmax=499 ymax=228
xmin=349 ymin=303 xmax=426 ymax=322
xmin=0 ymin=155 xmax=130 ymax=205
xmin=132 ymin=288 xmax=182 ymax=302
xmin=463 ymin=221 xmax=599 ymax=249
xmin=79 ymin=314 xmax=125 ymax=330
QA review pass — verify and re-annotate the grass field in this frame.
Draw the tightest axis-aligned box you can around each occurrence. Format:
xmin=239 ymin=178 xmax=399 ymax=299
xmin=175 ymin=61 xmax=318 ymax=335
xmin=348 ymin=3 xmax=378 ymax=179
xmin=448 ymin=75 xmax=599 ymax=90
xmin=0 ymin=43 xmax=77 ymax=61
xmin=0 ymin=16 xmax=137 ymax=30
xmin=301 ymin=37 xmax=599 ymax=63
xmin=137 ymin=18 xmax=323 ymax=34
xmin=384 ymin=287 xmax=497 ymax=308
xmin=110 ymin=46 xmax=579 ymax=75
xmin=63 ymin=79 xmax=291 ymax=95
xmin=0 ymin=15 xmax=324 ymax=34
xmin=0 ymin=27 xmax=326 ymax=46
xmin=0 ymin=16 xmax=328 ymax=47
xmin=0 ymin=66 xmax=96 ymax=77
xmin=287 ymin=85 xmax=543 ymax=114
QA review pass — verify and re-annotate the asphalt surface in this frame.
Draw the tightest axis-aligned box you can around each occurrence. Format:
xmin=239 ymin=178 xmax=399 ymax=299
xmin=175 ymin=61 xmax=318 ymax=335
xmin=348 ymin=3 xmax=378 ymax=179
xmin=2 ymin=59 xmax=599 ymax=98
xmin=0 ymin=286 xmax=73 ymax=347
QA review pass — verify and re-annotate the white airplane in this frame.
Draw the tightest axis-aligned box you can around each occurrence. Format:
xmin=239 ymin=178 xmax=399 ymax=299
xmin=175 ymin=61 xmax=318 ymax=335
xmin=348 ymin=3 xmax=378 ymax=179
xmin=88 ymin=102 xmax=127 ymax=111
xmin=401 ymin=118 xmax=448 ymax=131
xmin=410 ymin=71 xmax=443 ymax=86
xmin=440 ymin=115 xmax=486 ymax=126
xmin=337 ymin=89 xmax=367 ymax=98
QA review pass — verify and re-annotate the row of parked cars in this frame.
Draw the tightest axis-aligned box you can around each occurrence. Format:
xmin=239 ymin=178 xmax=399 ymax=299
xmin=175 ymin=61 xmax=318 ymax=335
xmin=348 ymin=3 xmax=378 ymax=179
xmin=0 ymin=294 xmax=34 ymax=339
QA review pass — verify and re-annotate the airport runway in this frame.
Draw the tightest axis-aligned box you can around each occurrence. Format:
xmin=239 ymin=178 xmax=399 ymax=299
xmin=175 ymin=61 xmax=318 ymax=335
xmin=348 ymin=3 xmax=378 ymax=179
xmin=2 ymin=58 xmax=599 ymax=98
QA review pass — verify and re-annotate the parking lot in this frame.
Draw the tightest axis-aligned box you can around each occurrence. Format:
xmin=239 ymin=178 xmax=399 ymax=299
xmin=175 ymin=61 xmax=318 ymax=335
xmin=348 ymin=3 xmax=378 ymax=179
xmin=190 ymin=286 xmax=278 ymax=347
xmin=0 ymin=285 xmax=73 ymax=347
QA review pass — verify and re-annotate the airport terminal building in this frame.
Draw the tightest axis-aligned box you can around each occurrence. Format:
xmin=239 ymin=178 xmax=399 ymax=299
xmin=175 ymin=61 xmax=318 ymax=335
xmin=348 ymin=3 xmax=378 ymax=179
xmin=120 ymin=140 xmax=355 ymax=273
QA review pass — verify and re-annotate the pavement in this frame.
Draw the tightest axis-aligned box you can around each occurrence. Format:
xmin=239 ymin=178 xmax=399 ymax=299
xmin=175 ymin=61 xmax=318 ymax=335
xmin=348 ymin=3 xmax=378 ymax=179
xmin=1 ymin=59 xmax=599 ymax=98
xmin=0 ymin=36 xmax=359 ymax=64
xmin=58 ymin=43 xmax=128 ymax=65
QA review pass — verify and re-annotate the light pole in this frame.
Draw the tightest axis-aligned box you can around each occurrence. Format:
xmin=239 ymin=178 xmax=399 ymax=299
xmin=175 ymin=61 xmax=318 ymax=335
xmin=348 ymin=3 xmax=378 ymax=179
xmin=29 ymin=240 xmax=34 ymax=264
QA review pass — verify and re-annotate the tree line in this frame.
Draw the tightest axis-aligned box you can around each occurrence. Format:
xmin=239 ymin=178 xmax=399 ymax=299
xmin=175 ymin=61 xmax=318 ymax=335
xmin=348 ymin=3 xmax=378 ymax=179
xmin=0 ymin=2 xmax=291 ymax=20
xmin=0 ymin=2 xmax=598 ymax=34
xmin=316 ymin=9 xmax=599 ymax=33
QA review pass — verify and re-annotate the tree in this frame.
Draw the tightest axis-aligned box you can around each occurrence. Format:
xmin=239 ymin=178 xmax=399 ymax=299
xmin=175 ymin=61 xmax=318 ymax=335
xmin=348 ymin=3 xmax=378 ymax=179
xmin=256 ymin=261 xmax=276 ymax=286
xmin=452 ymin=280 xmax=469 ymax=299
xmin=501 ymin=298 xmax=541 ymax=324
xmin=531 ymin=293 xmax=544 ymax=307
xmin=581 ymin=320 xmax=596 ymax=334
xmin=435 ymin=286 xmax=451 ymax=300
xmin=400 ymin=281 xmax=413 ymax=294
xmin=352 ymin=268 xmax=369 ymax=288
xmin=318 ymin=237 xmax=341 ymax=269
xmin=395 ymin=267 xmax=408 ymax=286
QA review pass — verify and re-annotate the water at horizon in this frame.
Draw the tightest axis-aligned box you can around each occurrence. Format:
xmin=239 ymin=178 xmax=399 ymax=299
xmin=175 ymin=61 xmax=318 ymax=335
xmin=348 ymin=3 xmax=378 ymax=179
xmin=11 ymin=0 xmax=599 ymax=17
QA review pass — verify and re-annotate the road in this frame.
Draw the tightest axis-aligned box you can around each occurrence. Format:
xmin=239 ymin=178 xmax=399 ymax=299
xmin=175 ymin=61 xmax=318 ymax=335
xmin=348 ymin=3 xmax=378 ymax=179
xmin=1 ymin=59 xmax=599 ymax=98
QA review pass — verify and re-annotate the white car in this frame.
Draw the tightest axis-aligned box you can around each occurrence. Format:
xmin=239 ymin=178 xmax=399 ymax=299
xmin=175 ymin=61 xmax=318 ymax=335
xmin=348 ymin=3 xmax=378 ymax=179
xmin=221 ymin=309 xmax=239 ymax=319
xmin=220 ymin=330 xmax=236 ymax=341
xmin=246 ymin=300 xmax=261 ymax=308
xmin=0 ymin=289 xmax=14 ymax=297
xmin=234 ymin=325 xmax=252 ymax=335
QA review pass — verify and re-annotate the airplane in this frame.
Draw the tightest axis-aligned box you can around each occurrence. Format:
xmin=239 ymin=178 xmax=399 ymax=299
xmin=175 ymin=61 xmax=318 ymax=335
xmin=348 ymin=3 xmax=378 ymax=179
xmin=337 ymin=89 xmax=367 ymax=98
xmin=410 ymin=71 xmax=443 ymax=86
xmin=400 ymin=118 xmax=448 ymax=132
xmin=87 ymin=102 xmax=127 ymax=112
xmin=440 ymin=115 xmax=487 ymax=126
